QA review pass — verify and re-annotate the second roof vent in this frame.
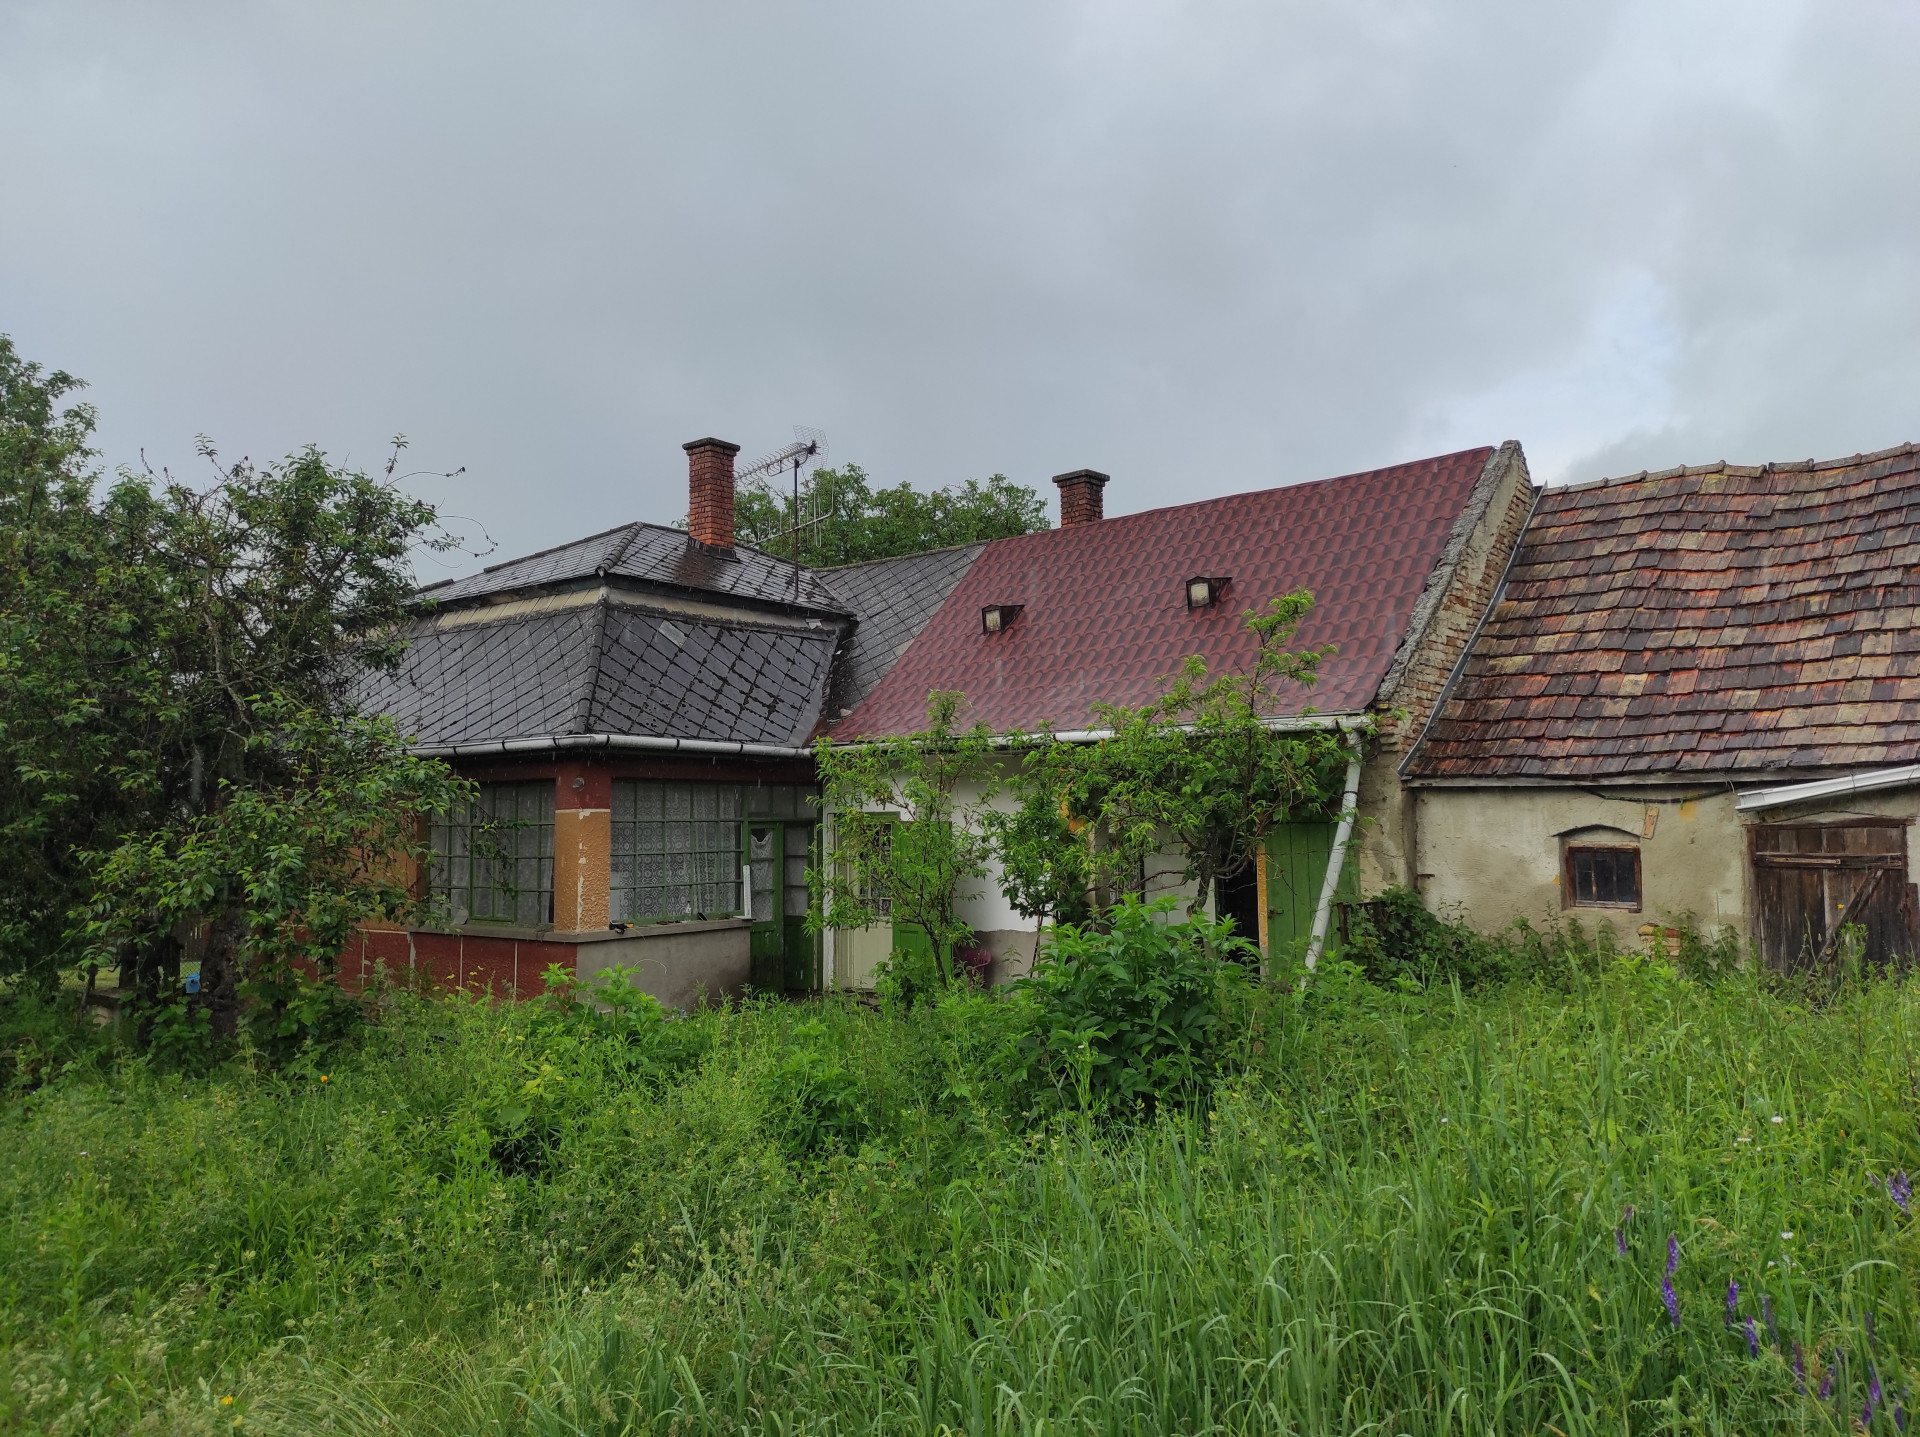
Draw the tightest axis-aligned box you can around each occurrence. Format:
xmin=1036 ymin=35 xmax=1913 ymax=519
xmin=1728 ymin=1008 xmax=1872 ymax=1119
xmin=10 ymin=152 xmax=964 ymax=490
xmin=1186 ymin=576 xmax=1231 ymax=609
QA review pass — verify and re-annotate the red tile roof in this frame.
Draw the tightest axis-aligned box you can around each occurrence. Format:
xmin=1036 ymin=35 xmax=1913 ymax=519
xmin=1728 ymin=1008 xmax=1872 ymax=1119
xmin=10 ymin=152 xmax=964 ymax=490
xmin=837 ymin=448 xmax=1498 ymax=738
xmin=1407 ymin=443 xmax=1920 ymax=781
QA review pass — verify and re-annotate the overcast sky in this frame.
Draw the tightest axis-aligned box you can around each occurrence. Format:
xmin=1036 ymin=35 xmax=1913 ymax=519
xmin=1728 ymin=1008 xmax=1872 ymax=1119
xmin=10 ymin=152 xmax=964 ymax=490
xmin=4 ymin=0 xmax=1915 ymax=572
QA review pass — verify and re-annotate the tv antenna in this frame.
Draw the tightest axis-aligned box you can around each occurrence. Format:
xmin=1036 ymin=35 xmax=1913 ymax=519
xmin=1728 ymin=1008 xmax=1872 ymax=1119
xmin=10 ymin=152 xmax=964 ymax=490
xmin=736 ymin=426 xmax=829 ymax=598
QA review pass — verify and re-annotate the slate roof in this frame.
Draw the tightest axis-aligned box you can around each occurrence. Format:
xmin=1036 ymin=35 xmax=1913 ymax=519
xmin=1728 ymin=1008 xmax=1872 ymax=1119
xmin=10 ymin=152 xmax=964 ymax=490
xmin=359 ymin=595 xmax=841 ymax=750
xmin=417 ymin=522 xmax=850 ymax=615
xmin=1407 ymin=443 xmax=1920 ymax=781
xmin=816 ymin=543 xmax=988 ymax=720
xmin=837 ymin=448 xmax=1498 ymax=738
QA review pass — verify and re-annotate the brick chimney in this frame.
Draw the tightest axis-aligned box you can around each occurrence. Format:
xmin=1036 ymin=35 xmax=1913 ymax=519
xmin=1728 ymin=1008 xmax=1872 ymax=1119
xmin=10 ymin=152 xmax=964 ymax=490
xmin=1053 ymin=468 xmax=1110 ymax=527
xmin=684 ymin=437 xmax=741 ymax=550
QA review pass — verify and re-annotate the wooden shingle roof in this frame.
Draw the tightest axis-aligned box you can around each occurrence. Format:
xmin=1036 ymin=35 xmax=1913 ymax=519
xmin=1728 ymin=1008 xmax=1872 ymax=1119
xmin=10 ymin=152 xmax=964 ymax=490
xmin=1408 ymin=443 xmax=1920 ymax=781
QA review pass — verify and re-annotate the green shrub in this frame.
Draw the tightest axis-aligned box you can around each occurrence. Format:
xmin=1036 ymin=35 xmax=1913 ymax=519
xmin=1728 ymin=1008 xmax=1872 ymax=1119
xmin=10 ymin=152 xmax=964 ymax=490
xmin=1341 ymin=885 xmax=1516 ymax=988
xmin=759 ymin=1016 xmax=867 ymax=1156
xmin=1007 ymin=896 xmax=1252 ymax=1117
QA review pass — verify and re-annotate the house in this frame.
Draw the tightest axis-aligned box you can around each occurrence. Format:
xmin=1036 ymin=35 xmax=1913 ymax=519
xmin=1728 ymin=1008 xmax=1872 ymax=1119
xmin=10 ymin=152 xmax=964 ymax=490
xmin=829 ymin=442 xmax=1538 ymax=984
xmin=1403 ymin=443 xmax=1920 ymax=969
xmin=344 ymin=439 xmax=984 ymax=1005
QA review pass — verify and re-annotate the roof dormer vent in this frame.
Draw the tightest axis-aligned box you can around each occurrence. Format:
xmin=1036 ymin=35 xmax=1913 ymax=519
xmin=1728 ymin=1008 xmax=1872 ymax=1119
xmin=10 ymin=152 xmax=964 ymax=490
xmin=982 ymin=604 xmax=1024 ymax=634
xmin=1186 ymin=576 xmax=1231 ymax=609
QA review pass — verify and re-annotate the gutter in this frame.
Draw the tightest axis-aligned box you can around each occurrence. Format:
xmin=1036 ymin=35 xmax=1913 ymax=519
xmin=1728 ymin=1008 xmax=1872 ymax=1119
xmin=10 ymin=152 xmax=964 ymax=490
xmin=1735 ymin=764 xmax=1920 ymax=814
xmin=976 ymin=713 xmax=1369 ymax=749
xmin=409 ymin=713 xmax=1367 ymax=762
xmin=408 ymin=733 xmax=818 ymax=760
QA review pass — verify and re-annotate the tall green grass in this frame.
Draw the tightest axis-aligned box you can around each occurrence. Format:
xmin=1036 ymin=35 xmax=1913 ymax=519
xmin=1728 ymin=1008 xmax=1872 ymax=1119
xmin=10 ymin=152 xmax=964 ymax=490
xmin=3 ymin=962 xmax=1917 ymax=1434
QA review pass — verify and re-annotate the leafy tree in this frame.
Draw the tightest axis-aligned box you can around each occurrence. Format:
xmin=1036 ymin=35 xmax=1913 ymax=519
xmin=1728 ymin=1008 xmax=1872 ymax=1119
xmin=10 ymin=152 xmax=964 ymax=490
xmin=735 ymin=464 xmax=1048 ymax=566
xmin=0 ymin=337 xmax=172 ymax=985
xmin=997 ymin=592 xmax=1354 ymax=924
xmin=808 ymin=691 xmax=998 ymax=997
xmin=0 ymin=333 xmax=467 ymax=1043
xmin=84 ymin=702 xmax=468 ymax=1059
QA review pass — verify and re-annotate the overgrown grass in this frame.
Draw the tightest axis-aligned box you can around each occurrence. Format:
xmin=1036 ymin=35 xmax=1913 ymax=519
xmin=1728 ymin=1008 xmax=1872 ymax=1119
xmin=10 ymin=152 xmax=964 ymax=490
xmin=3 ymin=958 xmax=1919 ymax=1434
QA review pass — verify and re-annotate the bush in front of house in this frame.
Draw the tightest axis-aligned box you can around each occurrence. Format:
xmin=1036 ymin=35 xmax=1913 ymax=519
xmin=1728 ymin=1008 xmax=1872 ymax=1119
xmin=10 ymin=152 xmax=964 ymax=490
xmin=1004 ymin=896 xmax=1254 ymax=1118
xmin=1340 ymin=885 xmax=1518 ymax=989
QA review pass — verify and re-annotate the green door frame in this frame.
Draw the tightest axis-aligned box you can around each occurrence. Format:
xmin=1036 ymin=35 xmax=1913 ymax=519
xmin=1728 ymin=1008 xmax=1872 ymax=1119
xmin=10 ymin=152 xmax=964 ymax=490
xmin=748 ymin=819 xmax=822 ymax=992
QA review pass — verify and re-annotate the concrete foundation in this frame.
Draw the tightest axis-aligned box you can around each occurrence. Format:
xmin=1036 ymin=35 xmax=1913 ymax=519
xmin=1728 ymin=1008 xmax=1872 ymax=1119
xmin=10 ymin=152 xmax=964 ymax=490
xmin=574 ymin=918 xmax=752 ymax=1011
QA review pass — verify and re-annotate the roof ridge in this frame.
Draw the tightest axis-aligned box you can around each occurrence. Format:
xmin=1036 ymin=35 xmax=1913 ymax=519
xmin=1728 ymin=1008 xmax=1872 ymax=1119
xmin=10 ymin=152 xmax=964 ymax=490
xmin=813 ymin=537 xmax=991 ymax=572
xmin=464 ymin=521 xmax=640 ymax=579
xmin=972 ymin=445 xmax=1500 ymax=539
xmin=1553 ymin=441 xmax=1920 ymax=495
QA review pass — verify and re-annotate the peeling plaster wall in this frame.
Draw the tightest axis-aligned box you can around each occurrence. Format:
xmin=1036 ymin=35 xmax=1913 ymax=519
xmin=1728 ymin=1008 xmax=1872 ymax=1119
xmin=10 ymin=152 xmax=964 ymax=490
xmin=1413 ymin=785 xmax=1749 ymax=937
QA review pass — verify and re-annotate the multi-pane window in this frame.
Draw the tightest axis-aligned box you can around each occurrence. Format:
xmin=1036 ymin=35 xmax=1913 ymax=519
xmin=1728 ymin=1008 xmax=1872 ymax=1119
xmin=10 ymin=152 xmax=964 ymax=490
xmin=1566 ymin=845 xmax=1641 ymax=909
xmin=429 ymin=781 xmax=554 ymax=927
xmin=610 ymin=781 xmax=744 ymax=922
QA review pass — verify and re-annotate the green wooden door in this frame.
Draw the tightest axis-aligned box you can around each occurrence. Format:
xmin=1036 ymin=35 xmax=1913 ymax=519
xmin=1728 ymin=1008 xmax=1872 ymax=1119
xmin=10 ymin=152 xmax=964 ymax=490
xmin=1266 ymin=822 xmax=1359 ymax=957
xmin=781 ymin=823 xmax=819 ymax=991
xmin=750 ymin=820 xmax=821 ymax=992
xmin=748 ymin=821 xmax=783 ymax=989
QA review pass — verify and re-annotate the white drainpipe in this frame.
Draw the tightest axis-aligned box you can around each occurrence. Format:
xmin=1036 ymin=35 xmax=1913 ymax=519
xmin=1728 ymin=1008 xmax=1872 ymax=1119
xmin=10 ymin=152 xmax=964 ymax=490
xmin=1304 ymin=730 xmax=1364 ymax=968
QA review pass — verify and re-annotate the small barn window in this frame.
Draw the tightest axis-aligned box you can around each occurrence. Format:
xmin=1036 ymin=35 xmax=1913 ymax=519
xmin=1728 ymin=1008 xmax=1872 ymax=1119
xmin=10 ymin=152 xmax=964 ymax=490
xmin=1566 ymin=845 xmax=1641 ymax=910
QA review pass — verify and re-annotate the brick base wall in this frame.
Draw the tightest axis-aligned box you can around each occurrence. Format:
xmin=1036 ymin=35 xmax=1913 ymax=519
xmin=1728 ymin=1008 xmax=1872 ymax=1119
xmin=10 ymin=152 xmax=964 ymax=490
xmin=339 ymin=927 xmax=570 ymax=1000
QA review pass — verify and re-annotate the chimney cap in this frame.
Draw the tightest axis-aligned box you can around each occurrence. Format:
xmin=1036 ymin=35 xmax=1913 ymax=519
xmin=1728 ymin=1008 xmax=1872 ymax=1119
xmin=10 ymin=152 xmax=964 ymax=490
xmin=1053 ymin=468 xmax=1110 ymax=526
xmin=683 ymin=437 xmax=742 ymax=455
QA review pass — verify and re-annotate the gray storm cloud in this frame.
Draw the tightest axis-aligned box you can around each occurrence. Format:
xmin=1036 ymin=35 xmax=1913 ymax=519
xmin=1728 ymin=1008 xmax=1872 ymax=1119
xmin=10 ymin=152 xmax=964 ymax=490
xmin=2 ymin=0 xmax=1914 ymax=562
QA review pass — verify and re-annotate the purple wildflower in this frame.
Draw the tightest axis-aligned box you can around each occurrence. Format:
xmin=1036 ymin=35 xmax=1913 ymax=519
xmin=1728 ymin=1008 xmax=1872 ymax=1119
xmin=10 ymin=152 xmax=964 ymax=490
xmin=1662 ymin=1273 xmax=1679 ymax=1326
xmin=1615 ymin=1227 xmax=1627 ymax=1256
xmin=1891 ymin=1170 xmax=1912 ymax=1216
xmin=1896 ymin=1390 xmax=1907 ymax=1431
xmin=1793 ymin=1343 xmax=1807 ymax=1393
xmin=1763 ymin=1293 xmax=1777 ymax=1348
xmin=1726 ymin=1278 xmax=1740 ymax=1326
xmin=1746 ymin=1317 xmax=1760 ymax=1357
xmin=1819 ymin=1362 xmax=1835 ymax=1401
xmin=1667 ymin=1234 xmax=1679 ymax=1276
xmin=1866 ymin=1366 xmax=1884 ymax=1429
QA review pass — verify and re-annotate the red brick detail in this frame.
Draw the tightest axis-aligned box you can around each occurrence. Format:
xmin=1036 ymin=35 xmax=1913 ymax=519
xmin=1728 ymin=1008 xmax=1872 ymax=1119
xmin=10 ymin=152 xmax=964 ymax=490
xmin=1054 ymin=469 xmax=1109 ymax=527
xmin=1377 ymin=457 xmax=1537 ymax=753
xmin=554 ymin=761 xmax=610 ymax=809
xmin=684 ymin=438 xmax=741 ymax=550
xmin=338 ymin=927 xmax=571 ymax=1000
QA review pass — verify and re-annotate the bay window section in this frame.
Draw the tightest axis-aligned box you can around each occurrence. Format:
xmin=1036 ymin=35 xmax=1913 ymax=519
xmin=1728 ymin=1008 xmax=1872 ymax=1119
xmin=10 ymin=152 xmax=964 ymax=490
xmin=429 ymin=781 xmax=555 ymax=927
xmin=611 ymin=781 xmax=744 ymax=923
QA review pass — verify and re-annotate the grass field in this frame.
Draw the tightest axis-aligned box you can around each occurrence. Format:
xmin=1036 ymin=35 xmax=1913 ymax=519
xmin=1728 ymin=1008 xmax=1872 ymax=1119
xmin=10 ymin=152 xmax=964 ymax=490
xmin=2 ymin=954 xmax=1917 ymax=1434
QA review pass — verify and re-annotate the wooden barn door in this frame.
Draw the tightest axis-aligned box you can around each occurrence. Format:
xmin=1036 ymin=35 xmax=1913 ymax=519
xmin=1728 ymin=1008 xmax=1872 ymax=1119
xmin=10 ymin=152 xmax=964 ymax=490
xmin=1750 ymin=820 xmax=1920 ymax=972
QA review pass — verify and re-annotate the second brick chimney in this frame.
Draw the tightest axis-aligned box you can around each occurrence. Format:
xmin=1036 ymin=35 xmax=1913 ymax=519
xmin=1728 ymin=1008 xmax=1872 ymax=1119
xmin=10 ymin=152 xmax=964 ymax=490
xmin=1053 ymin=468 xmax=1110 ymax=527
xmin=684 ymin=437 xmax=742 ymax=551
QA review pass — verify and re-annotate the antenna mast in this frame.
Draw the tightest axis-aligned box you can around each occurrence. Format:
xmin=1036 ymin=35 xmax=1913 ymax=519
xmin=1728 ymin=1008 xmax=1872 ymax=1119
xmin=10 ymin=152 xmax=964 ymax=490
xmin=734 ymin=426 xmax=829 ymax=599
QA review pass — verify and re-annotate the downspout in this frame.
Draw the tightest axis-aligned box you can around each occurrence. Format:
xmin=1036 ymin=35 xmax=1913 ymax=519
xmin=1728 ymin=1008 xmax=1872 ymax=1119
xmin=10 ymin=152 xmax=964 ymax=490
xmin=1304 ymin=730 xmax=1364 ymax=968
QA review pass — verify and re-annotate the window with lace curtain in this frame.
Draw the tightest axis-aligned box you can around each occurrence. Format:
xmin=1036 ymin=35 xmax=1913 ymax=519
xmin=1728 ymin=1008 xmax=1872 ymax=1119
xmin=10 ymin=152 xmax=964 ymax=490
xmin=610 ymin=781 xmax=744 ymax=922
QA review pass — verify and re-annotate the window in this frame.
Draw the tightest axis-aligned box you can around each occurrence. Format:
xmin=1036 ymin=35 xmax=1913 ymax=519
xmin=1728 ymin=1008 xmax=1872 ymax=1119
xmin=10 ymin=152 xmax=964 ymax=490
xmin=430 ymin=781 xmax=554 ymax=926
xmin=611 ymin=781 xmax=743 ymax=922
xmin=1566 ymin=845 xmax=1641 ymax=910
xmin=747 ymin=784 xmax=817 ymax=820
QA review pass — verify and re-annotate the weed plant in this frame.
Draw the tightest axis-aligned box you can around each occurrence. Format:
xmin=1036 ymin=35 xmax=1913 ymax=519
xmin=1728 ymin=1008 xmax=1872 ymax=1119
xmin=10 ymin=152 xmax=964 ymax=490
xmin=1 ymin=943 xmax=1918 ymax=1434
